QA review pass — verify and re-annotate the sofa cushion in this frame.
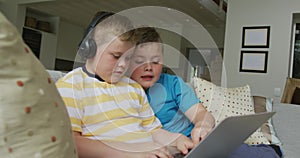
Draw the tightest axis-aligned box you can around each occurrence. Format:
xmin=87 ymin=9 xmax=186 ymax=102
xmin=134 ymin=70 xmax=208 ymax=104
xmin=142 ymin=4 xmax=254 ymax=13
xmin=273 ymin=103 xmax=300 ymax=158
xmin=192 ymin=77 xmax=269 ymax=145
xmin=252 ymin=96 xmax=282 ymax=145
xmin=0 ymin=12 xmax=78 ymax=157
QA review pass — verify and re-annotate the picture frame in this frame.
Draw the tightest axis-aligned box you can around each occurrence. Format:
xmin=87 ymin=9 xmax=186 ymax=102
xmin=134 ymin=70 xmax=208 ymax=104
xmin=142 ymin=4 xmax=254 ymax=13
xmin=242 ymin=26 xmax=270 ymax=48
xmin=239 ymin=51 xmax=268 ymax=73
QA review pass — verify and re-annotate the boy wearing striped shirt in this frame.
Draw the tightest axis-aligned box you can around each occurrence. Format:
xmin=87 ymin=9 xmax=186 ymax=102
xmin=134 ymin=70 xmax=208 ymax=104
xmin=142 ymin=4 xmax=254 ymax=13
xmin=56 ymin=12 xmax=192 ymax=158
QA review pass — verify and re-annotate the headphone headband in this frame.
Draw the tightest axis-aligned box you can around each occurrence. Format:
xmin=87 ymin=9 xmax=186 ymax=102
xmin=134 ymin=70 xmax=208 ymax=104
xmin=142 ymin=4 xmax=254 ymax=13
xmin=78 ymin=11 xmax=114 ymax=59
xmin=83 ymin=11 xmax=115 ymax=39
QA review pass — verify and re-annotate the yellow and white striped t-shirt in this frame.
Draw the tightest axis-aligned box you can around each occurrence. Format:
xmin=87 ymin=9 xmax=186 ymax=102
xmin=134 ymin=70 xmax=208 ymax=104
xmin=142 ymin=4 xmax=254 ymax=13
xmin=56 ymin=67 xmax=161 ymax=143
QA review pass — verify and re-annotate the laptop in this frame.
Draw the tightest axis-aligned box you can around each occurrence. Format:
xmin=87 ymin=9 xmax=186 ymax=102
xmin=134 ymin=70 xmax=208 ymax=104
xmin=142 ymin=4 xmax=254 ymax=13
xmin=171 ymin=112 xmax=275 ymax=158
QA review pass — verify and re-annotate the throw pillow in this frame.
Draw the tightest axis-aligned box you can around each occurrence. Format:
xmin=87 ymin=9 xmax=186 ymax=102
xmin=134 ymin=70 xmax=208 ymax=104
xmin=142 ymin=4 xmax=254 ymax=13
xmin=252 ymin=96 xmax=282 ymax=145
xmin=0 ymin=12 xmax=78 ymax=157
xmin=192 ymin=77 xmax=270 ymax=145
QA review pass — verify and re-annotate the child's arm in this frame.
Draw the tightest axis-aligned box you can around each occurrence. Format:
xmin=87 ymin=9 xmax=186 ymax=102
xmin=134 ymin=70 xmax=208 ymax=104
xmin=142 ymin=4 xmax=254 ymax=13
xmin=74 ymin=132 xmax=173 ymax=158
xmin=184 ymin=103 xmax=215 ymax=145
xmin=74 ymin=132 xmax=122 ymax=157
xmin=152 ymin=129 xmax=194 ymax=155
xmin=136 ymin=83 xmax=193 ymax=155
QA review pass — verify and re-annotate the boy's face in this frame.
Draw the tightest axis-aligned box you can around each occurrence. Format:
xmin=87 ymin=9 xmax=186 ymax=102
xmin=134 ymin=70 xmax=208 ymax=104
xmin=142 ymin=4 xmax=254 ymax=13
xmin=129 ymin=42 xmax=163 ymax=90
xmin=95 ymin=38 xmax=134 ymax=83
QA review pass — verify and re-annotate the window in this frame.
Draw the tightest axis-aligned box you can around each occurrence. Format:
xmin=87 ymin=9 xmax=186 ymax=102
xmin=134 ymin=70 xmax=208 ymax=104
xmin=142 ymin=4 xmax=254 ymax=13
xmin=291 ymin=13 xmax=300 ymax=79
xmin=292 ymin=23 xmax=300 ymax=78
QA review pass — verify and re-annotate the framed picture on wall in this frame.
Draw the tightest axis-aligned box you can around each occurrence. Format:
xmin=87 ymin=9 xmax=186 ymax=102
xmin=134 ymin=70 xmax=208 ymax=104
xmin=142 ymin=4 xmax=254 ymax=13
xmin=239 ymin=51 xmax=268 ymax=73
xmin=242 ymin=26 xmax=270 ymax=48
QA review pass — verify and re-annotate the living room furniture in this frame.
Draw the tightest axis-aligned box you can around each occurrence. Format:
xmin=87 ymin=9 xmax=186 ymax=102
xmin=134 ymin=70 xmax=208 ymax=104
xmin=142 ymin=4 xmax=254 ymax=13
xmin=48 ymin=70 xmax=300 ymax=158
xmin=281 ymin=78 xmax=300 ymax=104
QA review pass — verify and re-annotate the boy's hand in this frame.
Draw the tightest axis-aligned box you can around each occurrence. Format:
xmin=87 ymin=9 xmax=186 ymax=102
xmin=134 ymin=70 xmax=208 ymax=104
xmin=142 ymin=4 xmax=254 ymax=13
xmin=105 ymin=141 xmax=173 ymax=158
xmin=145 ymin=147 xmax=173 ymax=158
xmin=127 ymin=146 xmax=173 ymax=158
xmin=173 ymin=134 xmax=194 ymax=155
xmin=191 ymin=122 xmax=214 ymax=145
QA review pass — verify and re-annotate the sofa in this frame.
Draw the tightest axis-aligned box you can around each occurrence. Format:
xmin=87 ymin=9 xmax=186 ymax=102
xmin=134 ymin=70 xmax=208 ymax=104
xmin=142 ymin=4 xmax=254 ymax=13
xmin=272 ymin=103 xmax=300 ymax=158
xmin=1 ymin=7 xmax=298 ymax=158
xmin=47 ymin=69 xmax=300 ymax=158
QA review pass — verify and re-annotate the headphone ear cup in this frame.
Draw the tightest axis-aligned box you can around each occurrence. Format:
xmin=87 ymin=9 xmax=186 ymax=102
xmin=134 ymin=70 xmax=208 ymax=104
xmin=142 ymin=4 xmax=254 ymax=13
xmin=78 ymin=38 xmax=97 ymax=59
xmin=78 ymin=12 xmax=114 ymax=60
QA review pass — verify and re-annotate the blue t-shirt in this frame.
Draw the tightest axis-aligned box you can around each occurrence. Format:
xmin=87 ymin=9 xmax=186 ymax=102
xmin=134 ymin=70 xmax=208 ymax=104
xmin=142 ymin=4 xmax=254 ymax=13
xmin=145 ymin=73 xmax=200 ymax=137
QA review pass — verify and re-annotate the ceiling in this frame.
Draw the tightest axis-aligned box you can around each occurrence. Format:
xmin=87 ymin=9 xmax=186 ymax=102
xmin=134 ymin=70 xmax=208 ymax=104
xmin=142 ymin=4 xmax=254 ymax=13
xmin=22 ymin=0 xmax=226 ymax=29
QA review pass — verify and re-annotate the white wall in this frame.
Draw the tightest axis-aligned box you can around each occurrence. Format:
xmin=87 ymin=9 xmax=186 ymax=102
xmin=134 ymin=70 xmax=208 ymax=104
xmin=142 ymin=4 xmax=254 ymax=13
xmin=0 ymin=1 xmax=26 ymax=33
xmin=56 ymin=20 xmax=84 ymax=61
xmin=39 ymin=32 xmax=57 ymax=69
xmin=0 ymin=0 xmax=54 ymax=32
xmin=223 ymin=0 xmax=300 ymax=102
xmin=0 ymin=1 xmax=85 ymax=69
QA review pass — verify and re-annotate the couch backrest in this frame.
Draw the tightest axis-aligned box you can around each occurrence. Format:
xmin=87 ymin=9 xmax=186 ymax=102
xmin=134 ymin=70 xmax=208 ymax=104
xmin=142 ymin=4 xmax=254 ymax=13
xmin=47 ymin=70 xmax=67 ymax=82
